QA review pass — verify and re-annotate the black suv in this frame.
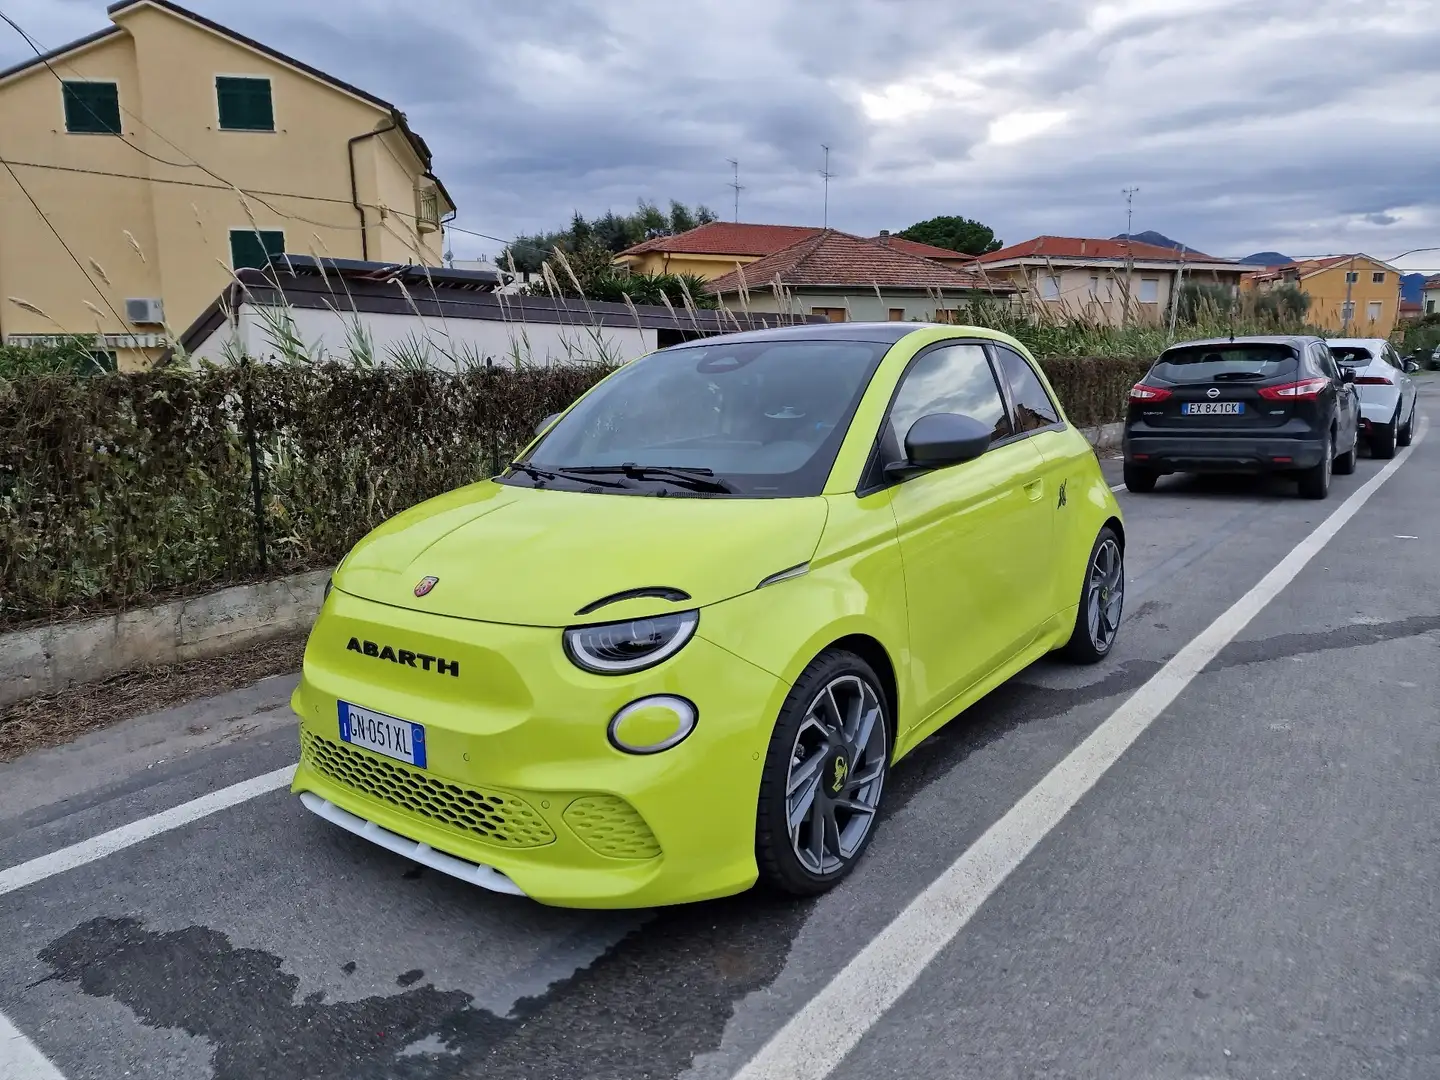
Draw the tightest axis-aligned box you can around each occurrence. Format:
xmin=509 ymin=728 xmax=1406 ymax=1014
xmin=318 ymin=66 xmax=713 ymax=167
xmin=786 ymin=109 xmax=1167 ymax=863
xmin=1122 ymin=335 xmax=1361 ymax=499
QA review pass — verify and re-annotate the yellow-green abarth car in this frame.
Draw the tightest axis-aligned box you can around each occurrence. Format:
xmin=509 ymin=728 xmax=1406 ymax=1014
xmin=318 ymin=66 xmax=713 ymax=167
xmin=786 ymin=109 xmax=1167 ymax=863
xmin=290 ymin=323 xmax=1125 ymax=908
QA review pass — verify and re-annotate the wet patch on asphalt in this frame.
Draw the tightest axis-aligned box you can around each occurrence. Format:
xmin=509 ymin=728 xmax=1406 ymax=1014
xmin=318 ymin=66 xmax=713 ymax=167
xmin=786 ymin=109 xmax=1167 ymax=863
xmin=1213 ymin=614 xmax=1440 ymax=670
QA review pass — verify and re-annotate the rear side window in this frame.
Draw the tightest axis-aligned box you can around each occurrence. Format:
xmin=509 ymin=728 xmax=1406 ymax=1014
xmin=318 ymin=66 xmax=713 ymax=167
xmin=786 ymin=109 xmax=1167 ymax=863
xmin=1151 ymin=343 xmax=1298 ymax=383
xmin=1330 ymin=345 xmax=1372 ymax=366
xmin=992 ymin=345 xmax=1061 ymax=432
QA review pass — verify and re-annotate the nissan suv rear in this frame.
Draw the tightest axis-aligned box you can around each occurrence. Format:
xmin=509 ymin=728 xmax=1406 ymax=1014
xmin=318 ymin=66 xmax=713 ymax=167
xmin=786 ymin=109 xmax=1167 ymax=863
xmin=1121 ymin=335 xmax=1361 ymax=499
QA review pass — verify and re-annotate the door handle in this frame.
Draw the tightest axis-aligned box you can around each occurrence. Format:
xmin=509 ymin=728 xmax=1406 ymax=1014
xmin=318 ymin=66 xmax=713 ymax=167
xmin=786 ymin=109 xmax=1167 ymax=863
xmin=1024 ymin=478 xmax=1044 ymax=501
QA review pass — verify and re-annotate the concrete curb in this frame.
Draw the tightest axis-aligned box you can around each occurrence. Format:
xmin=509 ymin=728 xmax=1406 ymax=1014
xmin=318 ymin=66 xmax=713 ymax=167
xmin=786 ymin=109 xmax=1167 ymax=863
xmin=0 ymin=570 xmax=328 ymax=708
xmin=1081 ymin=421 xmax=1124 ymax=450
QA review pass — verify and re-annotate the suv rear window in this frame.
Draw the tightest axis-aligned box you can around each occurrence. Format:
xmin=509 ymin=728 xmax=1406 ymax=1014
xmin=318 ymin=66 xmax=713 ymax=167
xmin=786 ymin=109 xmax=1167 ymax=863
xmin=1329 ymin=346 xmax=1373 ymax=365
xmin=1150 ymin=343 xmax=1298 ymax=383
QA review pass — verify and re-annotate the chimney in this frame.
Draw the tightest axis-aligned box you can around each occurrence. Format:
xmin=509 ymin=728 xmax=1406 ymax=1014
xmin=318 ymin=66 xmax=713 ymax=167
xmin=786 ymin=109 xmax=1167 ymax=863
xmin=879 ymin=229 xmax=890 ymax=236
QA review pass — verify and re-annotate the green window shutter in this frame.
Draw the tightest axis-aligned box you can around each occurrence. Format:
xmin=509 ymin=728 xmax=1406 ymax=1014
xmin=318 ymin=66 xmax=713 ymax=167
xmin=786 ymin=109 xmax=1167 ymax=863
xmin=62 ymin=81 xmax=121 ymax=134
xmin=216 ymin=76 xmax=274 ymax=131
xmin=230 ymin=229 xmax=285 ymax=270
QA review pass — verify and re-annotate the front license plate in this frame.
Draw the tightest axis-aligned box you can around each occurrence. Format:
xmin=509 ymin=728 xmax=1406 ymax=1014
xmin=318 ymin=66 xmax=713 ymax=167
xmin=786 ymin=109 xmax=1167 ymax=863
xmin=338 ymin=701 xmax=427 ymax=767
xmin=1182 ymin=401 xmax=1244 ymax=415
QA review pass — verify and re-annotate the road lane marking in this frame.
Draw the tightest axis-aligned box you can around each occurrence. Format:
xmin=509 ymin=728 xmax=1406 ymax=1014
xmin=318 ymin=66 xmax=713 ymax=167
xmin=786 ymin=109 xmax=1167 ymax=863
xmin=0 ymin=1009 xmax=67 ymax=1079
xmin=732 ymin=418 xmax=1427 ymax=1080
xmin=1109 ymin=481 xmax=1126 ymax=492
xmin=0 ymin=765 xmax=295 ymax=898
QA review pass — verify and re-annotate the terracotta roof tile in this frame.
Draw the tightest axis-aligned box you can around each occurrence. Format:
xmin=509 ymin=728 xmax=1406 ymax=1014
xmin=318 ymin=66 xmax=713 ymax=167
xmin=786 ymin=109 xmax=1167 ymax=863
xmin=868 ymin=235 xmax=969 ymax=260
xmin=972 ymin=235 xmax=1228 ymax=264
xmin=619 ymin=222 xmax=823 ymax=257
xmin=704 ymin=230 xmax=1014 ymax=295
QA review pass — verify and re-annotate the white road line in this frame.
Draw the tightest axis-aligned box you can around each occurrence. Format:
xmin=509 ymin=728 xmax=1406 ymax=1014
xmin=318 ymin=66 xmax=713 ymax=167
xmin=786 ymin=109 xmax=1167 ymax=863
xmin=1109 ymin=481 xmax=1126 ymax=492
xmin=0 ymin=765 xmax=295 ymax=898
xmin=733 ymin=418 xmax=1427 ymax=1080
xmin=0 ymin=1009 xmax=67 ymax=1079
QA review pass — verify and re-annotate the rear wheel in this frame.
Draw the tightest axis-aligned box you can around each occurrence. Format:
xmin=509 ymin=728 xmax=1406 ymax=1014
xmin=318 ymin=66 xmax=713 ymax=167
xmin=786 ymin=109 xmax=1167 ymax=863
xmin=1398 ymin=401 xmax=1416 ymax=447
xmin=1333 ymin=430 xmax=1357 ymax=475
xmin=1060 ymin=526 xmax=1124 ymax=664
xmin=1297 ymin=430 xmax=1332 ymax=499
xmin=1123 ymin=463 xmax=1157 ymax=493
xmin=756 ymin=650 xmax=890 ymax=897
xmin=1372 ymin=410 xmax=1398 ymax=459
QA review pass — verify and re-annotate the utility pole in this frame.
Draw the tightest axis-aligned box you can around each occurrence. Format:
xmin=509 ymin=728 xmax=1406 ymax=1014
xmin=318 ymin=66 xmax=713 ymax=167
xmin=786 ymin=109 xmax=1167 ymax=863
xmin=1121 ymin=186 xmax=1139 ymax=326
xmin=727 ymin=159 xmax=744 ymax=223
xmin=1342 ymin=253 xmax=1356 ymax=332
xmin=819 ymin=144 xmax=834 ymax=229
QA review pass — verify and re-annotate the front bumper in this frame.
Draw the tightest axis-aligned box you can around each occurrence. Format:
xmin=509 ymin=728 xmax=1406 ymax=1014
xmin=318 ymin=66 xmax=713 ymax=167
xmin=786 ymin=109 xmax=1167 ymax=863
xmin=1123 ymin=432 xmax=1327 ymax=473
xmin=291 ymin=588 xmax=788 ymax=908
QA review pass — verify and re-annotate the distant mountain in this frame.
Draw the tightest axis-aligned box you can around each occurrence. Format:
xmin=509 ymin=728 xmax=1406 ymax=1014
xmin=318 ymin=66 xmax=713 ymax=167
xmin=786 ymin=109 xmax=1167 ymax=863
xmin=1238 ymin=251 xmax=1292 ymax=266
xmin=1400 ymin=273 xmax=1427 ymax=303
xmin=1111 ymin=230 xmax=1206 ymax=254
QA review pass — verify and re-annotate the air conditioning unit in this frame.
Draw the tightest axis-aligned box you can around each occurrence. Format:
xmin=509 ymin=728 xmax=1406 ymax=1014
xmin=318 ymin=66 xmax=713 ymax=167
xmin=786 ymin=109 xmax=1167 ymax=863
xmin=125 ymin=297 xmax=165 ymax=325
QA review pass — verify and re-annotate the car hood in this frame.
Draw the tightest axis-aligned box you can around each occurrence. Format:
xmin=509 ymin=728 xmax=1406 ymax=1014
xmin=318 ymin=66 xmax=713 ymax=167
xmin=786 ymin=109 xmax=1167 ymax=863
xmin=333 ymin=480 xmax=830 ymax=627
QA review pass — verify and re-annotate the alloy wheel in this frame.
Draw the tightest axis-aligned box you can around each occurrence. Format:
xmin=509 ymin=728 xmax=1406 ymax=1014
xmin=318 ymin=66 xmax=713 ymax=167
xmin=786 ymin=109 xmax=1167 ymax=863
xmin=1086 ymin=537 xmax=1124 ymax=653
xmin=785 ymin=675 xmax=887 ymax=876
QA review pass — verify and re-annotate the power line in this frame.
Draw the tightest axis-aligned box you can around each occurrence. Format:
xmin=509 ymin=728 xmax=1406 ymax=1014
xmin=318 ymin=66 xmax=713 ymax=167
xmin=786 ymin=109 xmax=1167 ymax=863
xmin=0 ymin=157 xmax=130 ymax=330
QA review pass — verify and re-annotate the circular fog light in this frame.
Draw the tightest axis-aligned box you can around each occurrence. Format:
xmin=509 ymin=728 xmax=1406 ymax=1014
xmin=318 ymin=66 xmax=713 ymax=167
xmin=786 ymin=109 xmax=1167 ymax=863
xmin=608 ymin=696 xmax=697 ymax=755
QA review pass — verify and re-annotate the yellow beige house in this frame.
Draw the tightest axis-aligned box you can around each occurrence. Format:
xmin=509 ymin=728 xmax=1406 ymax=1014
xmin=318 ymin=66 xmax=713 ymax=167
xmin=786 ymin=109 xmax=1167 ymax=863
xmin=0 ymin=0 xmax=454 ymax=369
xmin=615 ymin=222 xmax=825 ymax=281
xmin=1245 ymin=254 xmax=1401 ymax=336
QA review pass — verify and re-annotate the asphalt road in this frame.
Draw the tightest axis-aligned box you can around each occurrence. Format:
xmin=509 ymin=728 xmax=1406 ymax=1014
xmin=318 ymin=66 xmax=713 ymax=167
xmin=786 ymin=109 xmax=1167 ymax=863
xmin=2 ymin=380 xmax=1436 ymax=1080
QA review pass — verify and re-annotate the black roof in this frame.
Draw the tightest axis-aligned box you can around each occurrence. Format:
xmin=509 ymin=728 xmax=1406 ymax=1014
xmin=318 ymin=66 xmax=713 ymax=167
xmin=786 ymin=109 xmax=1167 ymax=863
xmin=269 ymin=254 xmax=502 ymax=290
xmin=664 ymin=321 xmax=927 ymax=348
xmin=1163 ymin=334 xmax=1322 ymax=351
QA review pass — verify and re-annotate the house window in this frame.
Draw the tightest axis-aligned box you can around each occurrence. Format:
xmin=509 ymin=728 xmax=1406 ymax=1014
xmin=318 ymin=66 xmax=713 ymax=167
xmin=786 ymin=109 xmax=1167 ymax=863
xmin=1039 ymin=274 xmax=1061 ymax=300
xmin=63 ymin=80 xmax=121 ymax=134
xmin=933 ymin=308 xmax=960 ymax=324
xmin=216 ymin=76 xmax=274 ymax=131
xmin=1138 ymin=277 xmax=1160 ymax=304
xmin=1088 ymin=275 xmax=1100 ymax=298
xmin=811 ymin=307 xmax=847 ymax=323
xmin=1427 ymin=299 xmax=1436 ymax=314
xmin=1372 ymin=272 xmax=1386 ymax=284
xmin=230 ymin=228 xmax=285 ymax=270
xmin=1341 ymin=300 xmax=1355 ymax=323
xmin=1366 ymin=301 xmax=1383 ymax=323
xmin=888 ymin=308 xmax=906 ymax=321
xmin=1345 ymin=271 xmax=1358 ymax=283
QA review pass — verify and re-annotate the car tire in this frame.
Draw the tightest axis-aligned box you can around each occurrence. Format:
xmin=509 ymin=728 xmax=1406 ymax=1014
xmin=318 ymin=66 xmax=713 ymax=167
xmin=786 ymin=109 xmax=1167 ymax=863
xmin=1297 ymin=430 xmax=1333 ymax=499
xmin=1371 ymin=416 xmax=1398 ymax=459
xmin=1398 ymin=401 xmax=1416 ymax=448
xmin=1123 ymin=463 xmax=1157 ymax=493
xmin=1333 ymin=433 xmax=1357 ymax=475
xmin=755 ymin=648 xmax=891 ymax=897
xmin=1060 ymin=525 xmax=1125 ymax=665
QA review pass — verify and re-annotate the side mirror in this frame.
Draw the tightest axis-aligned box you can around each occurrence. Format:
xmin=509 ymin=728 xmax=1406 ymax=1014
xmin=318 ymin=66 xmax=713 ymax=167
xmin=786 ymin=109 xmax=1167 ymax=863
xmin=535 ymin=412 xmax=561 ymax=436
xmin=886 ymin=413 xmax=992 ymax=480
xmin=1404 ymin=360 xmax=1419 ymax=373
xmin=1339 ymin=368 xmax=1355 ymax=384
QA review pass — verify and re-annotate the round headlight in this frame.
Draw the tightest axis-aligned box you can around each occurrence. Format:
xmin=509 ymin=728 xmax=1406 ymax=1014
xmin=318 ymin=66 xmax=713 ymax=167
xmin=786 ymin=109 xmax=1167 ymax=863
xmin=608 ymin=696 xmax=698 ymax=754
xmin=563 ymin=610 xmax=699 ymax=674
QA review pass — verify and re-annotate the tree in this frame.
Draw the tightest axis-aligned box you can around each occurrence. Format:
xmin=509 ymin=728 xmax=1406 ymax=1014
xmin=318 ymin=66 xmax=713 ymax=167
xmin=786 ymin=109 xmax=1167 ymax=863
xmin=1175 ymin=280 xmax=1237 ymax=321
xmin=499 ymin=197 xmax=717 ymax=272
xmin=1251 ymin=283 xmax=1311 ymax=322
xmin=897 ymin=215 xmax=1003 ymax=255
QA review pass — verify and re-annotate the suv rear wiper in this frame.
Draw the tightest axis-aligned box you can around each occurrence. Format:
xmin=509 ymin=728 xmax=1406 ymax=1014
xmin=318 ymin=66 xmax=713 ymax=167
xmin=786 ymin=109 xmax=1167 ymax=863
xmin=1210 ymin=371 xmax=1266 ymax=381
xmin=563 ymin=464 xmax=739 ymax=494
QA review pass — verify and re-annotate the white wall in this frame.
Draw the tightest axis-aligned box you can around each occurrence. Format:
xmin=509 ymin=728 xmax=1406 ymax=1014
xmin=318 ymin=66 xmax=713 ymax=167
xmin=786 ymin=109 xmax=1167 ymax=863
xmin=190 ymin=304 xmax=658 ymax=368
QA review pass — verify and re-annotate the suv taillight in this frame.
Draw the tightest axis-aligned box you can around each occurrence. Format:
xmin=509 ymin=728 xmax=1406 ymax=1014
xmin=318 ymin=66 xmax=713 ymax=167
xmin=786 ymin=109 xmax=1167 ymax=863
xmin=1257 ymin=377 xmax=1330 ymax=401
xmin=1129 ymin=383 xmax=1172 ymax=402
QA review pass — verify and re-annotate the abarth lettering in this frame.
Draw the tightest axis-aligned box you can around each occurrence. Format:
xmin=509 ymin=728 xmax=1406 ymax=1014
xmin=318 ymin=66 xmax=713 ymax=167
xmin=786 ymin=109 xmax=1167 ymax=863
xmin=346 ymin=637 xmax=459 ymax=676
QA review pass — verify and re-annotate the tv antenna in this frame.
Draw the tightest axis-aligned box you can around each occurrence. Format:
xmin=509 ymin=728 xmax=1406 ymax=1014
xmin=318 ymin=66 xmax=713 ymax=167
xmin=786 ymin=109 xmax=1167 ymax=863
xmin=727 ymin=158 xmax=744 ymax=223
xmin=820 ymin=144 xmax=834 ymax=228
xmin=1122 ymin=186 xmax=1140 ymax=238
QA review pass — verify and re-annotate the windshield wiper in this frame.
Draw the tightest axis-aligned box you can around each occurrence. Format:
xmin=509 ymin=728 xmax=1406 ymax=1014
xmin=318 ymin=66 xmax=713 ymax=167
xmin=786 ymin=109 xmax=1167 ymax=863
xmin=508 ymin=462 xmax=630 ymax=489
xmin=562 ymin=463 xmax=739 ymax=494
xmin=1211 ymin=371 xmax=1267 ymax=381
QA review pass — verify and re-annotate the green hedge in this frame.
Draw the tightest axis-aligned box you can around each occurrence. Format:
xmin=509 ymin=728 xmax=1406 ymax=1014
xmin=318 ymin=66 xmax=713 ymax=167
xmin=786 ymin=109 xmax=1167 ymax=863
xmin=0 ymin=354 xmax=1149 ymax=629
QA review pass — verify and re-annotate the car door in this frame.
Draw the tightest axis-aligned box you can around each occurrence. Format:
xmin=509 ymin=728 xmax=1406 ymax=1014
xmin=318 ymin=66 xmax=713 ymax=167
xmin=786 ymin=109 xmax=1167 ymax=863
xmin=1384 ymin=343 xmax=1417 ymax=419
xmin=882 ymin=341 xmax=1054 ymax=725
xmin=1313 ymin=342 xmax=1357 ymax=446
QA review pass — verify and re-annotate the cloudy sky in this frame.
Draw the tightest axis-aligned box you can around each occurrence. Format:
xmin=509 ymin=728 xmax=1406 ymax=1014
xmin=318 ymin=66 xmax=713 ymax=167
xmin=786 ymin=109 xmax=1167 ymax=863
xmin=6 ymin=0 xmax=1440 ymax=268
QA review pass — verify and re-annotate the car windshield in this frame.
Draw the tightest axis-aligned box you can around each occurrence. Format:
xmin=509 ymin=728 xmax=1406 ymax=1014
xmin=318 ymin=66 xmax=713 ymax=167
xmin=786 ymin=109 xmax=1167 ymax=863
xmin=508 ymin=338 xmax=889 ymax=497
xmin=1329 ymin=346 xmax=1373 ymax=365
xmin=1150 ymin=343 xmax=1298 ymax=383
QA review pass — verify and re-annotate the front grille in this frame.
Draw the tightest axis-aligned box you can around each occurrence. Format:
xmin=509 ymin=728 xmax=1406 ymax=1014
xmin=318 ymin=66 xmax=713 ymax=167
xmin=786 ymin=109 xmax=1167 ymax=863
xmin=563 ymin=795 xmax=661 ymax=860
xmin=303 ymin=732 xmax=555 ymax=849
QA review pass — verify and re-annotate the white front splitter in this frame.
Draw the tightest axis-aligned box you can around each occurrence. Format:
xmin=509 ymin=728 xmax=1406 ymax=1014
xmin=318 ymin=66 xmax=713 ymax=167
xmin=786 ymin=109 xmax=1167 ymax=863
xmin=299 ymin=791 xmax=526 ymax=897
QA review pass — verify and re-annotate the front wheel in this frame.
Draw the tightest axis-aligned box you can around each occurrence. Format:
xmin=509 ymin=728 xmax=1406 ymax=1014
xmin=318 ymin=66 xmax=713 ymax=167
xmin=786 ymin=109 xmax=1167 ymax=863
xmin=1060 ymin=526 xmax=1124 ymax=664
xmin=1297 ymin=431 xmax=1332 ymax=499
xmin=1333 ymin=431 xmax=1357 ymax=475
xmin=755 ymin=650 xmax=891 ymax=897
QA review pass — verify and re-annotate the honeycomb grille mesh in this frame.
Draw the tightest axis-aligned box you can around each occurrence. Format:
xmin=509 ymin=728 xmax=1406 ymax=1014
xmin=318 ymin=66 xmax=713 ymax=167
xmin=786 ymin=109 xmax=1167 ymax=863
xmin=563 ymin=795 xmax=661 ymax=860
xmin=303 ymin=732 xmax=555 ymax=849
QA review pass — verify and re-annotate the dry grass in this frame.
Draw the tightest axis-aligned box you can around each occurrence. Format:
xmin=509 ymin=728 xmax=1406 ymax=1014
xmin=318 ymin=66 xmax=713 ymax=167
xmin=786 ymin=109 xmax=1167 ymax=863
xmin=0 ymin=631 xmax=307 ymax=763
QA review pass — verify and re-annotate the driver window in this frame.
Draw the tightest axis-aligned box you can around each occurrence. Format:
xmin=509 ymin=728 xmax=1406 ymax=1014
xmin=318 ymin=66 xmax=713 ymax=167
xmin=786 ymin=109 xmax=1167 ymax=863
xmin=887 ymin=343 xmax=1012 ymax=457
